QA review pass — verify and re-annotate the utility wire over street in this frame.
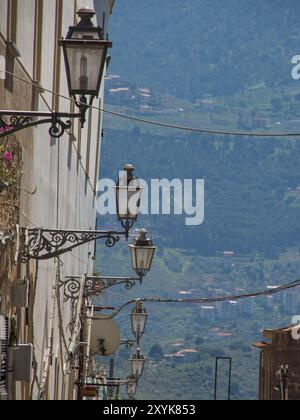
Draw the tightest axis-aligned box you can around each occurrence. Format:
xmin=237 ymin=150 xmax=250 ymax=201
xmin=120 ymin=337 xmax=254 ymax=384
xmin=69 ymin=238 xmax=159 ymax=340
xmin=2 ymin=69 xmax=300 ymax=138
xmin=96 ymin=278 xmax=300 ymax=319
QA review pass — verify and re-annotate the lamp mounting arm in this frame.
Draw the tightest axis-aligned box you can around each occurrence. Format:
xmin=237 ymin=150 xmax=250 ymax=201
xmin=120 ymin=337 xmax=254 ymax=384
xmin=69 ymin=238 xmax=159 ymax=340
xmin=0 ymin=109 xmax=85 ymax=139
xmin=61 ymin=275 xmax=143 ymax=302
xmin=17 ymin=227 xmax=127 ymax=263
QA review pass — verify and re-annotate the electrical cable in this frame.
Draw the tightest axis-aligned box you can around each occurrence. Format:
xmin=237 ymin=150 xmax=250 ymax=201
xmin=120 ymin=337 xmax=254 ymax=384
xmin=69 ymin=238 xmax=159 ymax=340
xmin=29 ymin=260 xmax=42 ymax=400
xmin=38 ymin=261 xmax=60 ymax=401
xmin=55 ymin=260 xmax=70 ymax=354
xmin=96 ymin=278 xmax=300 ymax=319
xmin=2 ymin=68 xmax=300 ymax=138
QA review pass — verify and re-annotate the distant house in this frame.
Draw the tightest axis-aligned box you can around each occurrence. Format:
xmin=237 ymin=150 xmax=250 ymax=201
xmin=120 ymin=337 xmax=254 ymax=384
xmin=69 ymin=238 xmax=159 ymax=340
xmin=223 ymin=251 xmax=234 ymax=272
xmin=200 ymin=306 xmax=215 ymax=322
xmin=252 ymin=118 xmax=271 ymax=130
xmin=239 ymin=296 xmax=256 ymax=316
xmin=177 ymin=349 xmax=199 ymax=362
xmin=228 ymin=301 xmax=239 ymax=319
xmin=164 ymin=349 xmax=199 ymax=363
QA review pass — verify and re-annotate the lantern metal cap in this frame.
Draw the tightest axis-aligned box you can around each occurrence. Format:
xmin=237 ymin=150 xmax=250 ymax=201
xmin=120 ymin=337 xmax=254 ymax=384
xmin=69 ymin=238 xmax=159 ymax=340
xmin=123 ymin=164 xmax=136 ymax=179
xmin=135 ymin=348 xmax=145 ymax=358
xmin=132 ymin=300 xmax=148 ymax=315
xmin=124 ymin=164 xmax=135 ymax=171
xmin=132 ymin=229 xmax=154 ymax=247
xmin=138 ymin=229 xmax=147 ymax=240
xmin=77 ymin=7 xmax=96 ymax=27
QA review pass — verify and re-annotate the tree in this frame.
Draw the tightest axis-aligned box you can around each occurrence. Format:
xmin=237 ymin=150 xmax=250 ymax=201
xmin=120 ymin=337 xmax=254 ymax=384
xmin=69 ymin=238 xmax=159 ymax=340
xmin=195 ymin=337 xmax=204 ymax=346
xmin=149 ymin=343 xmax=164 ymax=361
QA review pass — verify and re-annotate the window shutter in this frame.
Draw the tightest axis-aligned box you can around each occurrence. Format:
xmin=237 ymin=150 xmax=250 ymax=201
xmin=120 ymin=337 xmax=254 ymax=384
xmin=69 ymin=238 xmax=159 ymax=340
xmin=0 ymin=316 xmax=9 ymax=400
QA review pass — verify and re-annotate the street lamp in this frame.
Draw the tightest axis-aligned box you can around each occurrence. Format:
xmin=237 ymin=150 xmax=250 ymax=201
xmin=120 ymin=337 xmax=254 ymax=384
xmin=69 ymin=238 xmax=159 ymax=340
xmin=115 ymin=165 xmax=143 ymax=239
xmin=129 ymin=229 xmax=156 ymax=278
xmin=0 ymin=8 xmax=112 ymax=139
xmin=130 ymin=348 xmax=146 ymax=380
xmin=131 ymin=301 xmax=148 ymax=345
xmin=60 ymin=7 xmax=112 ymax=127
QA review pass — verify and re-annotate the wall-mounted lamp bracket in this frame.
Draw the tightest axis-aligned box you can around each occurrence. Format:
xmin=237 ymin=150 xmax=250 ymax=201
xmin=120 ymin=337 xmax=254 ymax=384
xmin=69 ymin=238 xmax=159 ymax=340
xmin=0 ymin=109 xmax=85 ymax=139
xmin=61 ymin=275 xmax=143 ymax=302
xmin=16 ymin=227 xmax=126 ymax=263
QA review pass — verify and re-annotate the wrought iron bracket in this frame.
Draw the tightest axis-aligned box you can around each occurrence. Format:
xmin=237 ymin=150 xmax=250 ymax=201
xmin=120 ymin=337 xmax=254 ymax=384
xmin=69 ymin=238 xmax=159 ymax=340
xmin=17 ymin=227 xmax=126 ymax=263
xmin=120 ymin=220 xmax=136 ymax=241
xmin=0 ymin=110 xmax=84 ymax=139
xmin=61 ymin=275 xmax=143 ymax=302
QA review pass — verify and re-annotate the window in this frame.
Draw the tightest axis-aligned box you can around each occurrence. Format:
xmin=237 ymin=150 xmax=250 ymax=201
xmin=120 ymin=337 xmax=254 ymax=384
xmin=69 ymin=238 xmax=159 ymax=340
xmin=85 ymin=107 xmax=93 ymax=179
xmin=5 ymin=0 xmax=19 ymax=92
xmin=69 ymin=2 xmax=78 ymax=140
xmin=8 ymin=0 xmax=18 ymax=43
xmin=0 ymin=56 xmax=6 ymax=80
xmin=32 ymin=0 xmax=44 ymax=111
xmin=52 ymin=0 xmax=63 ymax=111
xmin=94 ymin=102 xmax=103 ymax=194
xmin=54 ymin=357 xmax=60 ymax=400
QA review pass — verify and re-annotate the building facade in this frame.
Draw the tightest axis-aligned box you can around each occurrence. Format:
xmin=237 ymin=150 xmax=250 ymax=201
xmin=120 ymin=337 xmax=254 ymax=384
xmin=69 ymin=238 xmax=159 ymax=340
xmin=254 ymin=326 xmax=300 ymax=400
xmin=0 ymin=0 xmax=115 ymax=400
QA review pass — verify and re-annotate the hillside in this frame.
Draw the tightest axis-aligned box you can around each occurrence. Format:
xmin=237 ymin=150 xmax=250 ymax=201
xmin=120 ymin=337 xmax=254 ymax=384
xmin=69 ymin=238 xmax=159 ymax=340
xmin=95 ymin=246 xmax=298 ymax=400
xmin=100 ymin=129 xmax=300 ymax=258
xmin=109 ymin=0 xmax=300 ymax=100
xmin=95 ymin=1 xmax=300 ymax=401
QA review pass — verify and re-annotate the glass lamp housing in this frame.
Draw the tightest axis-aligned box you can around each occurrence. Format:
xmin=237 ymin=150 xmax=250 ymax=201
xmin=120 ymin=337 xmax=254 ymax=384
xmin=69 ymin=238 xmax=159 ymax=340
xmin=116 ymin=164 xmax=143 ymax=223
xmin=129 ymin=229 xmax=156 ymax=278
xmin=131 ymin=309 xmax=148 ymax=337
xmin=60 ymin=7 xmax=112 ymax=98
xmin=130 ymin=349 xmax=146 ymax=379
xmin=127 ymin=376 xmax=137 ymax=399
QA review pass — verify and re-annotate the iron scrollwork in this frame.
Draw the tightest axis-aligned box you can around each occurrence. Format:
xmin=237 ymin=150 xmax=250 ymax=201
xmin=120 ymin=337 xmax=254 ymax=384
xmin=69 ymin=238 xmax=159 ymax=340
xmin=61 ymin=276 xmax=142 ymax=302
xmin=60 ymin=277 xmax=82 ymax=302
xmin=18 ymin=228 xmax=124 ymax=263
xmin=0 ymin=115 xmax=32 ymax=137
xmin=0 ymin=111 xmax=82 ymax=139
xmin=49 ymin=118 xmax=72 ymax=138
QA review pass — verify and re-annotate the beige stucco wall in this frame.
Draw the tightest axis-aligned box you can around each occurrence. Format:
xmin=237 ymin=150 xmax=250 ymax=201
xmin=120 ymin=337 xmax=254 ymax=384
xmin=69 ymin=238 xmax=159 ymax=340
xmin=0 ymin=0 xmax=113 ymax=400
xmin=0 ymin=0 xmax=8 ymax=38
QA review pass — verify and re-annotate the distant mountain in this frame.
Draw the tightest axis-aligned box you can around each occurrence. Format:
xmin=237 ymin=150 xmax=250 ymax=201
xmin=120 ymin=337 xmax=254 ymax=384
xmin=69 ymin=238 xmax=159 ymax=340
xmin=101 ymin=128 xmax=300 ymax=257
xmin=97 ymin=2 xmax=300 ymax=401
xmin=109 ymin=0 xmax=300 ymax=100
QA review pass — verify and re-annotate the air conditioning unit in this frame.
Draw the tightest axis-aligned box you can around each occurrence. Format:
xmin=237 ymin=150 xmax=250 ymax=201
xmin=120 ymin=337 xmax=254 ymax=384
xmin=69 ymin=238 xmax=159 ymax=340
xmin=0 ymin=315 xmax=7 ymax=340
xmin=13 ymin=344 xmax=33 ymax=383
xmin=12 ymin=279 xmax=29 ymax=308
xmin=0 ymin=390 xmax=8 ymax=400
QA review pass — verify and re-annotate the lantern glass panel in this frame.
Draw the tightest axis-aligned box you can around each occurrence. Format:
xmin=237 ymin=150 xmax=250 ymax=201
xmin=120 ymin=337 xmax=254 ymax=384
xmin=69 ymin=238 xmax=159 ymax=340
xmin=116 ymin=179 xmax=142 ymax=221
xmin=130 ymin=245 xmax=156 ymax=272
xmin=131 ymin=312 xmax=148 ymax=336
xmin=131 ymin=357 xmax=145 ymax=379
xmin=65 ymin=43 xmax=105 ymax=94
xmin=127 ymin=379 xmax=137 ymax=398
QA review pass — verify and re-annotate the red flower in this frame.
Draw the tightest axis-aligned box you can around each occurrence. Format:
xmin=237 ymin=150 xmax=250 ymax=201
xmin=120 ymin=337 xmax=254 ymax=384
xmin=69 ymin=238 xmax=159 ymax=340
xmin=3 ymin=151 xmax=13 ymax=162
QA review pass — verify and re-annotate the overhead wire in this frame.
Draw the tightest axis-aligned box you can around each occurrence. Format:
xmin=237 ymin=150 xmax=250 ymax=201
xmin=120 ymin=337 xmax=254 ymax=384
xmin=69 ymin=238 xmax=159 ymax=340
xmin=29 ymin=260 xmax=42 ymax=400
xmin=96 ymin=278 xmax=300 ymax=319
xmin=2 ymin=68 xmax=300 ymax=138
